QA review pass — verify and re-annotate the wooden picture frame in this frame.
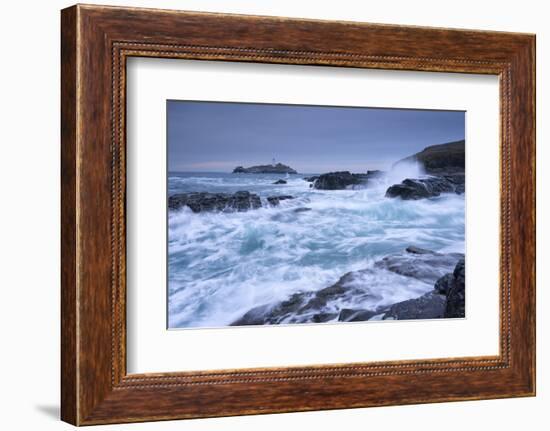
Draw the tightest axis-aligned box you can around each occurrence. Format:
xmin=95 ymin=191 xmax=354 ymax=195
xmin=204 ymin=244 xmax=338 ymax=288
xmin=61 ymin=4 xmax=536 ymax=425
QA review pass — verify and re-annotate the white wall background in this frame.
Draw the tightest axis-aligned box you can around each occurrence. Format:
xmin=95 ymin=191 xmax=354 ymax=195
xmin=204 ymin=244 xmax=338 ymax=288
xmin=0 ymin=0 xmax=546 ymax=429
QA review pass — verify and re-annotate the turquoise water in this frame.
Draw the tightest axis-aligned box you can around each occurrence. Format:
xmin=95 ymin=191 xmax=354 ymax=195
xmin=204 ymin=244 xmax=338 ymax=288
xmin=168 ymin=171 xmax=465 ymax=328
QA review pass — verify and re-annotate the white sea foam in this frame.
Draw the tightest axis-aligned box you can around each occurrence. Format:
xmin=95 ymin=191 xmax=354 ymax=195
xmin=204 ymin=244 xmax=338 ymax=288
xmin=167 ymin=172 xmax=465 ymax=328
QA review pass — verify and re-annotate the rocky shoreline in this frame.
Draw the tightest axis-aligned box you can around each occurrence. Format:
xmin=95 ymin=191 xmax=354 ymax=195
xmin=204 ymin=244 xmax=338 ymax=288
xmin=232 ymin=246 xmax=465 ymax=325
xmin=168 ymin=191 xmax=299 ymax=213
xmin=311 ymin=170 xmax=384 ymax=190
xmin=169 ymin=141 xmax=465 ymax=213
xmin=168 ymin=169 xmax=465 ymax=213
xmin=385 ymin=173 xmax=465 ymax=200
xmin=168 ymin=191 xmax=306 ymax=213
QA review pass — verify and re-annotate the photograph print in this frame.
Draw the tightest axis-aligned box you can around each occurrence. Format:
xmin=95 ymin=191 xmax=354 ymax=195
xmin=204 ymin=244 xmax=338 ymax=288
xmin=167 ymin=101 xmax=466 ymax=329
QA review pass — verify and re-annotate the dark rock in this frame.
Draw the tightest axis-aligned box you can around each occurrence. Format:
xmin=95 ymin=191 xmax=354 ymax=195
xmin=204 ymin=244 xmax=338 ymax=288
xmin=393 ymin=140 xmax=465 ymax=175
xmin=293 ymin=207 xmax=312 ymax=213
xmin=387 ymin=140 xmax=465 ymax=200
xmin=231 ymin=247 xmax=463 ymax=326
xmin=365 ymin=170 xmax=386 ymax=179
xmin=267 ymin=195 xmax=295 ymax=206
xmin=374 ymin=247 xmax=464 ymax=284
xmin=312 ymin=312 xmax=338 ymax=323
xmin=385 ymin=178 xmax=436 ymax=200
xmin=434 ymin=273 xmax=454 ymax=295
xmin=273 ymin=179 xmax=287 ymax=184
xmin=380 ymin=257 xmax=465 ymax=321
xmin=445 ymin=173 xmax=466 ymax=193
xmin=297 ymin=269 xmax=382 ymax=315
xmin=310 ymin=282 xmax=348 ymax=305
xmin=338 ymin=308 xmax=377 ymax=322
xmin=168 ymin=191 xmax=261 ymax=213
xmin=385 ymin=175 xmax=464 ymax=200
xmin=303 ymin=176 xmax=319 ymax=182
xmin=313 ymin=171 xmax=366 ymax=190
xmin=231 ymin=293 xmax=309 ymax=326
xmin=445 ymin=259 xmax=465 ymax=318
xmin=382 ymin=291 xmax=446 ymax=320
xmin=232 ymin=163 xmax=297 ymax=174
xmin=231 ymin=269 xmax=382 ymax=325
xmin=406 ymin=246 xmax=433 ymax=255
xmin=231 ymin=304 xmax=272 ymax=326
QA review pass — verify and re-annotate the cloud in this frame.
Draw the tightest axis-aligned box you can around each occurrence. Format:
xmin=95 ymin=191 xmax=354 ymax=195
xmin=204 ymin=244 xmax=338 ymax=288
xmin=168 ymin=101 xmax=465 ymax=173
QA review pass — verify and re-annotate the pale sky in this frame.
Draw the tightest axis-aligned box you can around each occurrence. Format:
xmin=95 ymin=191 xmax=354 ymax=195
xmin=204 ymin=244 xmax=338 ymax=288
xmin=168 ymin=100 xmax=465 ymax=174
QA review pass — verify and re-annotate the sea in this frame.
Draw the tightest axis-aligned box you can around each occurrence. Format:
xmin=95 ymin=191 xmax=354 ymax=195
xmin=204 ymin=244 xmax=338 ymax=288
xmin=167 ymin=167 xmax=465 ymax=328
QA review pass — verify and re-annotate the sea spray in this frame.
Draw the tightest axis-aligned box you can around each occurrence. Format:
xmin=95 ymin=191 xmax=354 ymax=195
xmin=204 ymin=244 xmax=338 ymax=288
xmin=168 ymin=172 xmax=464 ymax=328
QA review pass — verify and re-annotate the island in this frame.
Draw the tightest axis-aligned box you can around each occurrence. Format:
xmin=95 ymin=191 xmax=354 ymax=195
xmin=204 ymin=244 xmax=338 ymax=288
xmin=232 ymin=163 xmax=297 ymax=174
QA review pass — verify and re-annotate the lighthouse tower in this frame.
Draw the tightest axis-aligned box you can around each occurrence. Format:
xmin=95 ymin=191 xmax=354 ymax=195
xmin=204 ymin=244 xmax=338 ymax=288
xmin=272 ymin=157 xmax=276 ymax=166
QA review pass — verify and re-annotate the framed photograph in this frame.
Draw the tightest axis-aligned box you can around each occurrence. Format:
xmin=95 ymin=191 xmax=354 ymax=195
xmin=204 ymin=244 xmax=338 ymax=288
xmin=165 ymin=101 xmax=467 ymax=330
xmin=61 ymin=4 xmax=536 ymax=425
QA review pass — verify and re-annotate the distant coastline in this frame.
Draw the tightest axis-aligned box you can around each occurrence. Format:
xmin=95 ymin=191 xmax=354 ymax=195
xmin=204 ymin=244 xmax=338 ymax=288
xmin=233 ymin=163 xmax=298 ymax=174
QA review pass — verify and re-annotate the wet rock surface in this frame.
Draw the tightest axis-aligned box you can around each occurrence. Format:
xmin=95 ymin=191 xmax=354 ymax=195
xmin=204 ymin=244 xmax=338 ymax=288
xmin=267 ymin=195 xmax=295 ymax=206
xmin=444 ymin=259 xmax=465 ymax=318
xmin=381 ymin=291 xmax=446 ymax=320
xmin=380 ymin=258 xmax=465 ymax=320
xmin=169 ymin=192 xmax=299 ymax=212
xmin=374 ymin=247 xmax=464 ymax=284
xmin=231 ymin=269 xmax=382 ymax=326
xmin=434 ymin=273 xmax=455 ymax=295
xmin=313 ymin=171 xmax=365 ymax=190
xmin=232 ymin=247 xmax=464 ymax=325
xmin=337 ymin=308 xmax=378 ymax=322
xmin=312 ymin=170 xmax=386 ymax=190
xmin=168 ymin=191 xmax=262 ymax=213
xmin=385 ymin=174 xmax=465 ymax=200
